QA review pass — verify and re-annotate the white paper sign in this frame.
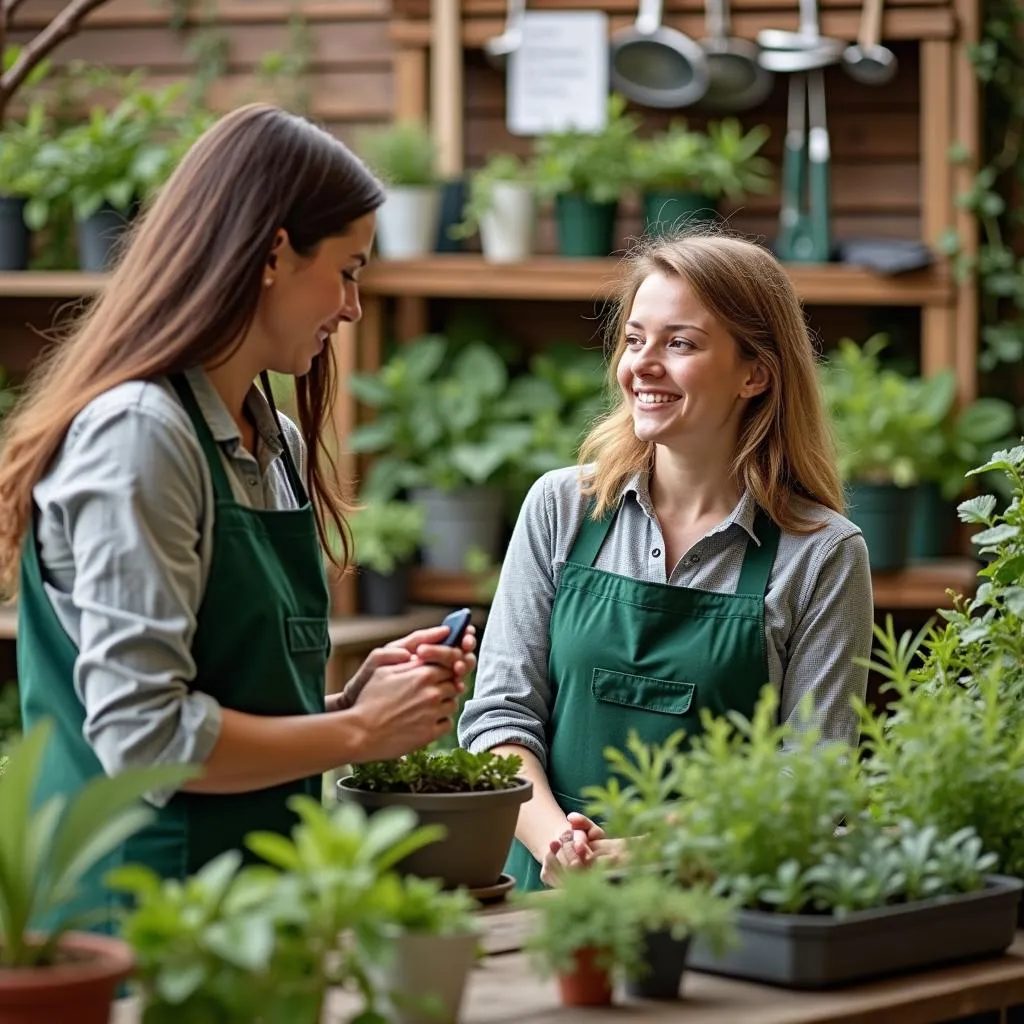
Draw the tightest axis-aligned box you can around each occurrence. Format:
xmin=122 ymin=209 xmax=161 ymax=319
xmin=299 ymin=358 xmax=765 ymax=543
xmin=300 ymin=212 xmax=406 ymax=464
xmin=506 ymin=11 xmax=609 ymax=137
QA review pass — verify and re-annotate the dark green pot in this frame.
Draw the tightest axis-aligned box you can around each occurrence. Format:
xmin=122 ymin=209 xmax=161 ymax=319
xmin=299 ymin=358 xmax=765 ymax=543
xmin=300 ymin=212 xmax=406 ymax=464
xmin=642 ymin=192 xmax=717 ymax=237
xmin=554 ymin=195 xmax=617 ymax=258
xmin=846 ymin=482 xmax=917 ymax=572
xmin=0 ymin=195 xmax=30 ymax=271
xmin=76 ymin=203 xmax=135 ymax=271
xmin=909 ymin=481 xmax=955 ymax=561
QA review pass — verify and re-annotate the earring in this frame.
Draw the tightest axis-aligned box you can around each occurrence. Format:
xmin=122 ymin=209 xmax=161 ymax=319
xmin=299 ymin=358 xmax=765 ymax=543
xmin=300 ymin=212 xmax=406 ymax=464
xmin=264 ymin=277 xmax=273 ymax=287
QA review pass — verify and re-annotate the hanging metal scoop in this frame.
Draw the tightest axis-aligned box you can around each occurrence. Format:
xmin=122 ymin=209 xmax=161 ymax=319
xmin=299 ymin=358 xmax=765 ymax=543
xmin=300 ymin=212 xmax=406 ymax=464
xmin=698 ymin=0 xmax=773 ymax=112
xmin=842 ymin=0 xmax=897 ymax=84
xmin=485 ymin=0 xmax=526 ymax=69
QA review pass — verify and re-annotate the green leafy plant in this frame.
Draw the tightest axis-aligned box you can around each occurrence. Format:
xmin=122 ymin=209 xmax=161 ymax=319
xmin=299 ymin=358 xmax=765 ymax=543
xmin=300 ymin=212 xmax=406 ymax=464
xmin=25 ymin=77 xmax=211 ymax=229
xmin=451 ymin=152 xmax=534 ymax=240
xmin=348 ymin=500 xmax=425 ymax=576
xmin=0 ymin=102 xmax=50 ymax=198
xmin=632 ymin=119 xmax=773 ymax=200
xmin=112 ymin=797 xmax=445 ymax=1022
xmin=357 ymin=120 xmax=437 ymax=187
xmin=374 ymin=874 xmax=479 ymax=937
xmin=0 ymin=719 xmax=198 ymax=968
xmin=348 ymin=748 xmax=523 ymax=794
xmin=520 ymin=867 xmax=735 ymax=979
xmin=819 ymin=334 xmax=956 ymax=485
xmin=531 ymin=94 xmax=640 ymax=204
xmin=347 ymin=335 xmax=533 ymax=499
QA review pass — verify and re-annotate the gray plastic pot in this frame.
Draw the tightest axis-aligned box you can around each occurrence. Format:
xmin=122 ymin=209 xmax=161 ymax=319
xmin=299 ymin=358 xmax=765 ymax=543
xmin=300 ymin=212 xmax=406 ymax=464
xmin=336 ymin=777 xmax=532 ymax=889
xmin=625 ymin=931 xmax=691 ymax=1000
xmin=410 ymin=486 xmax=505 ymax=571
xmin=689 ymin=874 xmax=1022 ymax=989
xmin=374 ymin=930 xmax=477 ymax=1024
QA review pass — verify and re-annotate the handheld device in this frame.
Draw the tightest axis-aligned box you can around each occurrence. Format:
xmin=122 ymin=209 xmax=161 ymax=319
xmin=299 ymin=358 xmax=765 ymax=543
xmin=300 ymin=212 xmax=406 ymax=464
xmin=438 ymin=607 xmax=472 ymax=648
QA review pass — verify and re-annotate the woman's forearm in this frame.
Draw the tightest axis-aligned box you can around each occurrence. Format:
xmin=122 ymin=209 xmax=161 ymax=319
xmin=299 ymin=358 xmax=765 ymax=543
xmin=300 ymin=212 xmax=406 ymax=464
xmin=491 ymin=743 xmax=570 ymax=863
xmin=181 ymin=706 xmax=369 ymax=795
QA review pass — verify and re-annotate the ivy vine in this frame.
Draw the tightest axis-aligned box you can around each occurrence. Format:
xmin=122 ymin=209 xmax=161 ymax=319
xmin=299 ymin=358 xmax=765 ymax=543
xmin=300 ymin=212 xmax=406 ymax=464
xmin=941 ymin=0 xmax=1024 ymax=375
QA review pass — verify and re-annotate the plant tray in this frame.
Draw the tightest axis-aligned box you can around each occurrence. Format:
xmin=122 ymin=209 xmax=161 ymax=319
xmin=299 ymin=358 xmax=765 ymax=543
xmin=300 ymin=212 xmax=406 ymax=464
xmin=688 ymin=875 xmax=1022 ymax=989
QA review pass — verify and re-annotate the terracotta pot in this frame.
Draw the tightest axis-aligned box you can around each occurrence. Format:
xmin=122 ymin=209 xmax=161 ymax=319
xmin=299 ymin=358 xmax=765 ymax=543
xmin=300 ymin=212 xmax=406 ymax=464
xmin=0 ymin=931 xmax=134 ymax=1024
xmin=557 ymin=947 xmax=614 ymax=1007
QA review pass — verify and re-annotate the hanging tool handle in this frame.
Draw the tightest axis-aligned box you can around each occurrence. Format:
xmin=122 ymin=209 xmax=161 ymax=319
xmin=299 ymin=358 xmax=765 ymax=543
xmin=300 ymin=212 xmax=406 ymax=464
xmin=636 ymin=0 xmax=664 ymax=36
xmin=704 ymin=0 xmax=730 ymax=45
xmin=859 ymin=0 xmax=884 ymax=50
xmin=807 ymin=69 xmax=831 ymax=262
xmin=776 ymin=74 xmax=808 ymax=260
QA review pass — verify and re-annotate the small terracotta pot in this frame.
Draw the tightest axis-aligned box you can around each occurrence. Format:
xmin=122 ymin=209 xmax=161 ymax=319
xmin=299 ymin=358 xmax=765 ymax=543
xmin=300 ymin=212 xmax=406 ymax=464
xmin=0 ymin=931 xmax=134 ymax=1024
xmin=557 ymin=947 xmax=614 ymax=1006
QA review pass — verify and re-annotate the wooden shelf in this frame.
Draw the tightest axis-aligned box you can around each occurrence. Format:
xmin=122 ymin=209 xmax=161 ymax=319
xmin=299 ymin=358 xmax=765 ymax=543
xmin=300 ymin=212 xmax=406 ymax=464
xmin=411 ymin=559 xmax=978 ymax=611
xmin=0 ymin=261 xmax=954 ymax=306
xmin=363 ymin=257 xmax=952 ymax=306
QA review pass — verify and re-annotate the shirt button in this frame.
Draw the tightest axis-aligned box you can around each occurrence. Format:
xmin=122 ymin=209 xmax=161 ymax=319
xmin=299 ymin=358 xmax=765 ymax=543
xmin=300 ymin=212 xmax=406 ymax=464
xmin=247 ymin=478 xmax=258 ymax=488
xmin=652 ymin=547 xmax=661 ymax=558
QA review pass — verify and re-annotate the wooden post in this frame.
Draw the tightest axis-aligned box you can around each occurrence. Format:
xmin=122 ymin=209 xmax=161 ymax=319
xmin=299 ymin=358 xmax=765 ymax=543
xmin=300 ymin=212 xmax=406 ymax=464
xmin=393 ymin=46 xmax=428 ymax=121
xmin=920 ymin=40 xmax=957 ymax=383
xmin=430 ymin=0 xmax=464 ymax=177
xmin=950 ymin=0 xmax=980 ymax=404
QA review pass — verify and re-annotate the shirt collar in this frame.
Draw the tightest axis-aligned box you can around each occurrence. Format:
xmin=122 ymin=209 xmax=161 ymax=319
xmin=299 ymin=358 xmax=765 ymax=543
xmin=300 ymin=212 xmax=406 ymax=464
xmin=618 ymin=470 xmax=762 ymax=546
xmin=182 ymin=367 xmax=284 ymax=455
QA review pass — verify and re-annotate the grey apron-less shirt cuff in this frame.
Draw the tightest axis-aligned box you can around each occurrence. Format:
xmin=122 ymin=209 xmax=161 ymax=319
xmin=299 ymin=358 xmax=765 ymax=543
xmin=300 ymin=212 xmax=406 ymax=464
xmin=457 ymin=466 xmax=874 ymax=763
xmin=33 ymin=371 xmax=308 ymax=807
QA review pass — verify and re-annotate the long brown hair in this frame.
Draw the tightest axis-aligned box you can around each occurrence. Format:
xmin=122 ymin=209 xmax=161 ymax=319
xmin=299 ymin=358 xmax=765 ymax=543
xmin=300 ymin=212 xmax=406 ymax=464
xmin=0 ymin=103 xmax=385 ymax=590
xmin=579 ymin=232 xmax=844 ymax=532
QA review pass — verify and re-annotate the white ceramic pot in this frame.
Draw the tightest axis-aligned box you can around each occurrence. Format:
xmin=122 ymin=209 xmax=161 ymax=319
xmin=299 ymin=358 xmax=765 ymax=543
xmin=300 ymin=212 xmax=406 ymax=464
xmin=479 ymin=182 xmax=535 ymax=263
xmin=378 ymin=931 xmax=478 ymax=1024
xmin=376 ymin=185 xmax=440 ymax=259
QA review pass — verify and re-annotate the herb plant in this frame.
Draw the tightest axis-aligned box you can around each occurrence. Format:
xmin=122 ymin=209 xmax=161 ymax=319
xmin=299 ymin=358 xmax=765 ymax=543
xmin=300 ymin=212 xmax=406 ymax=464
xmin=451 ymin=152 xmax=533 ymax=240
xmin=112 ymin=797 xmax=445 ymax=1023
xmin=357 ymin=120 xmax=437 ymax=187
xmin=521 ymin=867 xmax=735 ymax=979
xmin=531 ymin=94 xmax=640 ymax=205
xmin=348 ymin=748 xmax=523 ymax=794
xmin=349 ymin=500 xmax=425 ymax=576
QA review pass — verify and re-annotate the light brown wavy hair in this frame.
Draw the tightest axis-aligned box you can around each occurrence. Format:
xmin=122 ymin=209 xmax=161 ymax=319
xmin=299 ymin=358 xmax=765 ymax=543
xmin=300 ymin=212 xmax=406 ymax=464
xmin=0 ymin=103 xmax=385 ymax=592
xmin=579 ymin=232 xmax=844 ymax=532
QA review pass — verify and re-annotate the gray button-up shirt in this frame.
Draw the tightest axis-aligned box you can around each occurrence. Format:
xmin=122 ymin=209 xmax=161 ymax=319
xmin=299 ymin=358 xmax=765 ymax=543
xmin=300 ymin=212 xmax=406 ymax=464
xmin=32 ymin=368 xmax=306 ymax=805
xmin=458 ymin=466 xmax=874 ymax=767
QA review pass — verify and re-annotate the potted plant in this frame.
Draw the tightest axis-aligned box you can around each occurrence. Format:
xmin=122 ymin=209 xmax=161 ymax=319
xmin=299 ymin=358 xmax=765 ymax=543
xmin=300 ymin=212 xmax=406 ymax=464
xmin=532 ymin=94 xmax=640 ymax=258
xmin=908 ymin=389 xmax=1016 ymax=559
xmin=0 ymin=720 xmax=197 ymax=1024
xmin=0 ymin=103 xmax=49 ymax=270
xmin=347 ymin=335 xmax=533 ymax=569
xmin=632 ymin=118 xmax=772 ymax=237
xmin=358 ymin=120 xmax=439 ymax=259
xmin=337 ymin=748 xmax=532 ymax=891
xmin=451 ymin=153 xmax=536 ymax=263
xmin=367 ymin=875 xmax=481 ymax=1024
xmin=858 ymin=446 xmax=1024 ymax=915
xmin=819 ymin=334 xmax=948 ymax=570
xmin=113 ymin=795 xmax=445 ymax=1023
xmin=349 ymin=499 xmax=425 ymax=616
xmin=583 ymin=689 xmax=1020 ymax=989
xmin=26 ymin=79 xmax=197 ymax=271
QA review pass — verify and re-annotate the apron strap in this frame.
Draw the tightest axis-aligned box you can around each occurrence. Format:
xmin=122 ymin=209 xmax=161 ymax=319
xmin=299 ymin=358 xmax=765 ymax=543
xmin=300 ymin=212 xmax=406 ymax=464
xmin=170 ymin=374 xmax=234 ymax=502
xmin=566 ymin=499 xmax=616 ymax=567
xmin=735 ymin=509 xmax=781 ymax=597
xmin=259 ymin=371 xmax=310 ymax=508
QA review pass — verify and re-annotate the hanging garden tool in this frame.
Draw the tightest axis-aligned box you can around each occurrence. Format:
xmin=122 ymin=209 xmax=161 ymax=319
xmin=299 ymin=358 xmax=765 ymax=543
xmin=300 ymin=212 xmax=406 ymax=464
xmin=842 ymin=0 xmax=898 ymax=84
xmin=609 ymin=0 xmax=709 ymax=109
xmin=697 ymin=0 xmax=773 ymax=113
xmin=775 ymin=69 xmax=831 ymax=263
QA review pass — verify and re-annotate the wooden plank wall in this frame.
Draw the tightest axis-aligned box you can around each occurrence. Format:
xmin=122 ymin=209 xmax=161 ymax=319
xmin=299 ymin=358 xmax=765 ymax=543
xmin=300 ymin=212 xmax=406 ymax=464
xmin=9 ymin=0 xmax=398 ymax=149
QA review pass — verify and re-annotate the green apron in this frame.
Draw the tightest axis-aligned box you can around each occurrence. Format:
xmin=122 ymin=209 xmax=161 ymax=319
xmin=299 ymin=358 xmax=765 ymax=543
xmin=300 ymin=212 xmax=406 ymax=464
xmin=505 ymin=500 xmax=780 ymax=893
xmin=19 ymin=373 xmax=330 ymax=933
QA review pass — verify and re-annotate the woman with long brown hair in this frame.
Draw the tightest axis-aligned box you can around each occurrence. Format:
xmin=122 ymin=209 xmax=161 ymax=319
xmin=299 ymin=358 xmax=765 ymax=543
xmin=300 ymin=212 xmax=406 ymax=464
xmin=0 ymin=104 xmax=474 ymax=931
xmin=459 ymin=233 xmax=873 ymax=892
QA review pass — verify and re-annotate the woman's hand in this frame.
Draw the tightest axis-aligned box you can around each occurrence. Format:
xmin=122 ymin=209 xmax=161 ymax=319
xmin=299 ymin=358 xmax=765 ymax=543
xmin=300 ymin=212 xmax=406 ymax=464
xmin=326 ymin=623 xmax=478 ymax=712
xmin=538 ymin=812 xmax=625 ymax=886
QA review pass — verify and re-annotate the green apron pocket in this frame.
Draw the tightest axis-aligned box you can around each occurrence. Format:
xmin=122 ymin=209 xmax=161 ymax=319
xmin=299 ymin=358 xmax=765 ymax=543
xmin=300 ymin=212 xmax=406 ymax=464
xmin=591 ymin=667 xmax=695 ymax=715
xmin=286 ymin=616 xmax=329 ymax=654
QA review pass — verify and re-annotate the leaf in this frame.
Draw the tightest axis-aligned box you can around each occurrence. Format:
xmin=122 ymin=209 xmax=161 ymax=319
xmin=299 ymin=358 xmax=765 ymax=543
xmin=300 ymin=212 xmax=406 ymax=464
xmin=957 ymin=494 xmax=997 ymax=524
xmin=400 ymin=336 xmax=447 ymax=383
xmin=453 ymin=344 xmax=508 ymax=399
xmin=245 ymin=831 xmax=300 ymax=871
xmin=347 ymin=374 xmax=393 ymax=407
xmin=346 ymin=416 xmax=400 ymax=453
xmin=971 ymin=524 xmax=1020 ymax=547
xmin=1002 ymin=587 xmax=1024 ymax=618
xmin=156 ymin=963 xmax=207 ymax=1005
xmin=203 ymin=914 xmax=274 ymax=971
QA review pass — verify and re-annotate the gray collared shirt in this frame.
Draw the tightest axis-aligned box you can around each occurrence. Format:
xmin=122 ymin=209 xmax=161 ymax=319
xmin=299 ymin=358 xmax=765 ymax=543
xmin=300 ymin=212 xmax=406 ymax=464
xmin=458 ymin=466 xmax=874 ymax=767
xmin=32 ymin=368 xmax=306 ymax=806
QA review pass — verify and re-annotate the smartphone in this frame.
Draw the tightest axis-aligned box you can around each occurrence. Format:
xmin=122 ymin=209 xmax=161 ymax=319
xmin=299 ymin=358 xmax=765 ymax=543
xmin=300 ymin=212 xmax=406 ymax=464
xmin=438 ymin=607 xmax=472 ymax=648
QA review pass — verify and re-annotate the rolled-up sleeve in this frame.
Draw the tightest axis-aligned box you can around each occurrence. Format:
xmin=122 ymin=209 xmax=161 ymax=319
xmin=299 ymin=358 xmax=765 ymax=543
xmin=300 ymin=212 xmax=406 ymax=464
xmin=457 ymin=474 xmax=559 ymax=767
xmin=44 ymin=400 xmax=222 ymax=806
xmin=780 ymin=532 xmax=873 ymax=747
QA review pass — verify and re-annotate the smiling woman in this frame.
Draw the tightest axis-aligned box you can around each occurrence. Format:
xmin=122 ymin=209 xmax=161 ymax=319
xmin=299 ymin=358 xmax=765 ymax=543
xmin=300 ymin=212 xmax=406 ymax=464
xmin=0 ymin=105 xmax=478 ymax=935
xmin=458 ymin=232 xmax=873 ymax=894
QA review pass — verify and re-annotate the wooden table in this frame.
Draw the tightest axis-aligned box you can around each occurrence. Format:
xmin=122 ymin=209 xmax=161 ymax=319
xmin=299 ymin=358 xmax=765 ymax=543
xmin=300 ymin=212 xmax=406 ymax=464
xmin=110 ymin=904 xmax=1024 ymax=1024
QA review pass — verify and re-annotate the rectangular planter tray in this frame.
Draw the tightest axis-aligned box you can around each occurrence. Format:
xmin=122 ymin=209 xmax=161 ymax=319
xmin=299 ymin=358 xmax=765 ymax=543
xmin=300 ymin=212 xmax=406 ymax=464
xmin=689 ymin=874 xmax=1022 ymax=990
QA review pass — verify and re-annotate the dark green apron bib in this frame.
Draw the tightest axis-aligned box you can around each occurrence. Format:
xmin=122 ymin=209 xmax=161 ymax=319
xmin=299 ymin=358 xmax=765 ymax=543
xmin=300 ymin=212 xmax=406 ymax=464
xmin=19 ymin=374 xmax=330 ymax=933
xmin=505 ymin=501 xmax=780 ymax=893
